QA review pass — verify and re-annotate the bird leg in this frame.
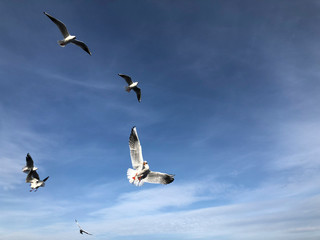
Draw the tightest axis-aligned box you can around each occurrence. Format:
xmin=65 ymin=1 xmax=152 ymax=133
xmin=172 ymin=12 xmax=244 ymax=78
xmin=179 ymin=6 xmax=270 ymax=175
xmin=132 ymin=173 xmax=138 ymax=180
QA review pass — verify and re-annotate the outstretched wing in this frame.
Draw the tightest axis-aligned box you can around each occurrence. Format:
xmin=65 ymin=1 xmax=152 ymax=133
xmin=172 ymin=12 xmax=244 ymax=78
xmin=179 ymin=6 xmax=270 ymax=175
xmin=132 ymin=87 xmax=141 ymax=102
xmin=118 ymin=74 xmax=133 ymax=85
xmin=43 ymin=12 xmax=70 ymax=38
xmin=144 ymin=171 xmax=174 ymax=185
xmin=70 ymin=39 xmax=91 ymax=55
xmin=129 ymin=127 xmax=143 ymax=169
xmin=26 ymin=153 xmax=34 ymax=168
xmin=75 ymin=219 xmax=82 ymax=229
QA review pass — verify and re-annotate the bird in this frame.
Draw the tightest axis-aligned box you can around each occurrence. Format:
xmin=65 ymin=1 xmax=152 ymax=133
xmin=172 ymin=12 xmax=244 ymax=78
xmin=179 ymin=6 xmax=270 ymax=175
xmin=22 ymin=153 xmax=38 ymax=173
xmin=43 ymin=12 xmax=91 ymax=55
xmin=75 ymin=219 xmax=93 ymax=235
xmin=25 ymin=170 xmax=49 ymax=192
xmin=118 ymin=74 xmax=141 ymax=102
xmin=127 ymin=126 xmax=174 ymax=186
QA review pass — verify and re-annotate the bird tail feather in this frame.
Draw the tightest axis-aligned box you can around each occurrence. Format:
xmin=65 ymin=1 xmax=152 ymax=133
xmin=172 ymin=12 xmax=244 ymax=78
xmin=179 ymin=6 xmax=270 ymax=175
xmin=127 ymin=168 xmax=144 ymax=186
xmin=125 ymin=86 xmax=131 ymax=92
xmin=58 ymin=40 xmax=66 ymax=47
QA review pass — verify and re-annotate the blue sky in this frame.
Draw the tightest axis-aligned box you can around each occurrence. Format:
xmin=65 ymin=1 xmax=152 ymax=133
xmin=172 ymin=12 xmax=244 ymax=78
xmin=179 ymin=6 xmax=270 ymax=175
xmin=1 ymin=0 xmax=320 ymax=239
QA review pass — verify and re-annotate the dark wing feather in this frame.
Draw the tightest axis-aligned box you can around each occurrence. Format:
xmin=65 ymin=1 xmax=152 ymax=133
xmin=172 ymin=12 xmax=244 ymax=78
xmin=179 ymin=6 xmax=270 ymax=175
xmin=70 ymin=39 xmax=91 ymax=55
xmin=118 ymin=74 xmax=133 ymax=85
xmin=43 ymin=176 xmax=49 ymax=182
xmin=129 ymin=127 xmax=143 ymax=169
xmin=32 ymin=170 xmax=40 ymax=180
xmin=82 ymin=230 xmax=93 ymax=235
xmin=144 ymin=171 xmax=175 ymax=185
xmin=43 ymin=12 xmax=69 ymax=38
xmin=25 ymin=170 xmax=34 ymax=183
xmin=132 ymin=87 xmax=141 ymax=102
xmin=26 ymin=153 xmax=34 ymax=168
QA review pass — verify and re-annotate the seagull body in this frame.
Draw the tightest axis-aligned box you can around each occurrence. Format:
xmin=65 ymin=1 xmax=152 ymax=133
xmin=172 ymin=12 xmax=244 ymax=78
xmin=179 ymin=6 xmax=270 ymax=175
xmin=26 ymin=170 xmax=49 ymax=192
xmin=118 ymin=74 xmax=141 ymax=102
xmin=22 ymin=153 xmax=38 ymax=173
xmin=75 ymin=219 xmax=92 ymax=235
xmin=43 ymin=12 xmax=91 ymax=55
xmin=127 ymin=127 xmax=174 ymax=186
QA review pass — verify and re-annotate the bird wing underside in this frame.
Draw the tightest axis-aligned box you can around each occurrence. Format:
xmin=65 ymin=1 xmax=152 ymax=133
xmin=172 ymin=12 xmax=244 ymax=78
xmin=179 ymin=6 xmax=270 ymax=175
xmin=70 ymin=39 xmax=91 ymax=55
xmin=144 ymin=171 xmax=175 ymax=185
xmin=129 ymin=127 xmax=143 ymax=169
xmin=26 ymin=153 xmax=34 ymax=168
xmin=44 ymin=12 xmax=70 ymax=38
xmin=132 ymin=87 xmax=141 ymax=102
xmin=118 ymin=74 xmax=133 ymax=85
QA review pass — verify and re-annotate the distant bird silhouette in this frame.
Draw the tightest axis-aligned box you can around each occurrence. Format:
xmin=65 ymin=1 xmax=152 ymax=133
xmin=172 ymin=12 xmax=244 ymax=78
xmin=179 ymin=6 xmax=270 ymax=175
xmin=43 ymin=12 xmax=91 ymax=55
xmin=75 ymin=219 xmax=93 ymax=235
xmin=22 ymin=153 xmax=38 ymax=173
xmin=26 ymin=170 xmax=49 ymax=192
xmin=118 ymin=74 xmax=141 ymax=102
xmin=127 ymin=127 xmax=174 ymax=186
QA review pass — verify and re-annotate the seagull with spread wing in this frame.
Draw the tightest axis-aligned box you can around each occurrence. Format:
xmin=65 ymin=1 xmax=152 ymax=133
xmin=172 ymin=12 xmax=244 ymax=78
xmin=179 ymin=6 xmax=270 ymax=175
xmin=75 ymin=219 xmax=93 ymax=235
xmin=22 ymin=153 xmax=38 ymax=173
xmin=25 ymin=170 xmax=49 ymax=192
xmin=127 ymin=126 xmax=174 ymax=186
xmin=118 ymin=74 xmax=141 ymax=102
xmin=43 ymin=12 xmax=91 ymax=55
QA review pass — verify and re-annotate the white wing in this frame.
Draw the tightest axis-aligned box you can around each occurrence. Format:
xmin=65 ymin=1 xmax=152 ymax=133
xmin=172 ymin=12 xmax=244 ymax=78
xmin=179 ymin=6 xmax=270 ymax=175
xmin=43 ymin=12 xmax=70 ymax=38
xmin=129 ymin=127 xmax=144 ymax=170
xmin=144 ymin=171 xmax=174 ymax=185
xmin=75 ymin=219 xmax=81 ymax=229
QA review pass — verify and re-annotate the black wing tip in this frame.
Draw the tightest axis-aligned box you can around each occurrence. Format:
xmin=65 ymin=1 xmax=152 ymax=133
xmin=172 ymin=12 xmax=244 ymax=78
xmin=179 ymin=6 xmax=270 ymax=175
xmin=43 ymin=176 xmax=50 ymax=182
xmin=130 ymin=126 xmax=137 ymax=134
xmin=164 ymin=174 xmax=175 ymax=184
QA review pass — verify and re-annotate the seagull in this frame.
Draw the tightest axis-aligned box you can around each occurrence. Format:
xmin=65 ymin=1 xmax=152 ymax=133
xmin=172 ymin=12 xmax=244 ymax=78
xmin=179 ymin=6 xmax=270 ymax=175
xmin=118 ymin=74 xmax=141 ymax=102
xmin=43 ymin=12 xmax=91 ymax=55
xmin=26 ymin=170 xmax=49 ymax=192
xmin=22 ymin=153 xmax=38 ymax=173
xmin=127 ymin=126 xmax=174 ymax=186
xmin=75 ymin=219 xmax=93 ymax=235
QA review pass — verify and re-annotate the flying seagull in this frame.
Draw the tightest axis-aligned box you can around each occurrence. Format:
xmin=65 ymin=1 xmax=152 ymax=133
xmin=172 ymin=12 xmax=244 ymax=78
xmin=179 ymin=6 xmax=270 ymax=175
xmin=118 ymin=74 xmax=141 ymax=102
xmin=127 ymin=126 xmax=174 ymax=186
xmin=22 ymin=153 xmax=38 ymax=173
xmin=43 ymin=12 xmax=91 ymax=55
xmin=75 ymin=219 xmax=93 ymax=235
xmin=26 ymin=170 xmax=49 ymax=192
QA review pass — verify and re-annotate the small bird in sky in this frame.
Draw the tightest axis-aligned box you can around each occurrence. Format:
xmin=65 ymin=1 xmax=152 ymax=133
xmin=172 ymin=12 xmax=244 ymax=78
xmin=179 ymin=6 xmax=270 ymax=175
xmin=127 ymin=126 xmax=174 ymax=186
xmin=22 ymin=153 xmax=38 ymax=173
xmin=75 ymin=219 xmax=93 ymax=235
xmin=43 ymin=12 xmax=91 ymax=55
xmin=118 ymin=74 xmax=141 ymax=102
xmin=25 ymin=170 xmax=49 ymax=192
